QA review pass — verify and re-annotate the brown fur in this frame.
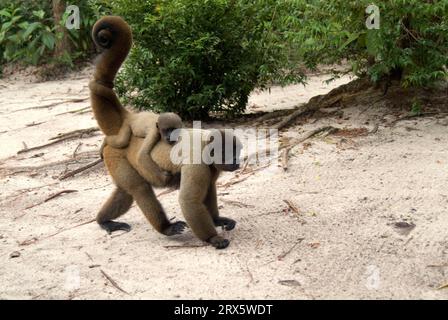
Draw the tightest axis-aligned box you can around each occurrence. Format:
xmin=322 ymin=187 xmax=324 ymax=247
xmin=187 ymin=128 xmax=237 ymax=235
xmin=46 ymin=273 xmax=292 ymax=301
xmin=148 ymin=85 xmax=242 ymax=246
xmin=104 ymin=112 xmax=182 ymax=186
xmin=90 ymin=16 xmax=240 ymax=249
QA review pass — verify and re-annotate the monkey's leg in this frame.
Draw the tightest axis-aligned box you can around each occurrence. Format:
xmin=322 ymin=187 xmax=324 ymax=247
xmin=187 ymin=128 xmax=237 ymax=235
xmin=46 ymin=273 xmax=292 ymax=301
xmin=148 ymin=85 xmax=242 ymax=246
xmin=180 ymin=165 xmax=229 ymax=249
xmin=105 ymin=153 xmax=186 ymax=236
xmin=133 ymin=182 xmax=187 ymax=236
xmin=97 ymin=187 xmax=134 ymax=234
xmin=204 ymin=178 xmax=236 ymax=231
xmin=106 ymin=125 xmax=132 ymax=148
xmin=136 ymin=130 xmax=169 ymax=186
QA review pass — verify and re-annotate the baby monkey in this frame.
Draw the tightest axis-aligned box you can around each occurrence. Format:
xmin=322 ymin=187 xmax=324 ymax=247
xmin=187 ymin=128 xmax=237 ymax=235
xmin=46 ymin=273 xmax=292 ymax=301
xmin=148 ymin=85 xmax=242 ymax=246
xmin=103 ymin=112 xmax=182 ymax=185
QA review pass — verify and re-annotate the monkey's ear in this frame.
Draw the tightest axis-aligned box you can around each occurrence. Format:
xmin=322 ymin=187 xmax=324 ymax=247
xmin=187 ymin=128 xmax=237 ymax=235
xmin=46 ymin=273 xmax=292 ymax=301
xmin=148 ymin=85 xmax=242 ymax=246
xmin=156 ymin=122 xmax=159 ymax=129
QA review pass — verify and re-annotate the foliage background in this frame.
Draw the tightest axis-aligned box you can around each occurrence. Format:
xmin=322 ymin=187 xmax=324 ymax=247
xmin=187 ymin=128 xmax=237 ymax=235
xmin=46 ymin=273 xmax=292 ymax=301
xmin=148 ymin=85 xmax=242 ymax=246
xmin=0 ymin=0 xmax=447 ymax=118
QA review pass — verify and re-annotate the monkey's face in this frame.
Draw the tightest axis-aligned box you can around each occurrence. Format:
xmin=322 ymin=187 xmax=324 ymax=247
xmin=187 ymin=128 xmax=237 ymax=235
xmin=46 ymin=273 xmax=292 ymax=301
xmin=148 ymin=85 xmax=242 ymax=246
xmin=160 ymin=127 xmax=178 ymax=145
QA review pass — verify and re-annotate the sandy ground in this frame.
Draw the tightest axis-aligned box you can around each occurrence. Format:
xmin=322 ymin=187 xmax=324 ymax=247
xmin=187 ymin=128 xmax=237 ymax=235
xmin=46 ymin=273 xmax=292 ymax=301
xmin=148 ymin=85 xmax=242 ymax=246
xmin=0 ymin=66 xmax=447 ymax=300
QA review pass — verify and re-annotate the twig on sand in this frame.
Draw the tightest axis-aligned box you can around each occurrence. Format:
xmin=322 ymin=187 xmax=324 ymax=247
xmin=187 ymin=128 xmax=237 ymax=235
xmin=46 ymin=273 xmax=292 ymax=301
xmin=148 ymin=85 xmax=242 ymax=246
xmin=72 ymin=143 xmax=82 ymax=158
xmin=218 ymin=164 xmax=269 ymax=188
xmin=56 ymin=106 xmax=91 ymax=116
xmin=271 ymin=78 xmax=371 ymax=133
xmin=272 ymin=103 xmax=321 ymax=132
xmin=277 ymin=238 xmax=305 ymax=261
xmin=281 ymin=149 xmax=289 ymax=171
xmin=49 ymin=127 xmax=99 ymax=141
xmin=221 ymin=199 xmax=254 ymax=208
xmin=12 ymin=97 xmax=89 ymax=113
xmin=100 ymin=269 xmax=129 ymax=295
xmin=59 ymin=159 xmax=103 ymax=180
xmin=17 ymin=127 xmax=99 ymax=154
xmin=437 ymin=282 xmax=448 ymax=290
xmin=283 ymin=200 xmax=300 ymax=215
xmin=282 ymin=126 xmax=338 ymax=152
xmin=20 ymin=190 xmax=78 ymax=214
xmin=251 ymin=109 xmax=296 ymax=125
xmin=163 ymin=244 xmax=208 ymax=249
xmin=391 ymin=112 xmax=444 ymax=125
xmin=42 ymin=189 xmax=78 ymax=203
xmin=0 ymin=182 xmax=59 ymax=202
xmin=19 ymin=218 xmax=95 ymax=245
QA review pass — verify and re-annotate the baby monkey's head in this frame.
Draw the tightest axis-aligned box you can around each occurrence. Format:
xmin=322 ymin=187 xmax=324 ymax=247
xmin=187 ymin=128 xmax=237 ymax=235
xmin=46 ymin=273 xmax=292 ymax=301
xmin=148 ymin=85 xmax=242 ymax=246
xmin=157 ymin=112 xmax=183 ymax=145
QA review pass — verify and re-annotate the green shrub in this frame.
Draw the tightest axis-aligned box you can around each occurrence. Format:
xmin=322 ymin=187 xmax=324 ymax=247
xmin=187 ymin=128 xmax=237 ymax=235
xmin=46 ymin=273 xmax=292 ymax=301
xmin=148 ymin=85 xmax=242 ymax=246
xmin=284 ymin=0 xmax=448 ymax=87
xmin=0 ymin=3 xmax=56 ymax=65
xmin=111 ymin=0 xmax=304 ymax=119
xmin=0 ymin=0 xmax=102 ymax=70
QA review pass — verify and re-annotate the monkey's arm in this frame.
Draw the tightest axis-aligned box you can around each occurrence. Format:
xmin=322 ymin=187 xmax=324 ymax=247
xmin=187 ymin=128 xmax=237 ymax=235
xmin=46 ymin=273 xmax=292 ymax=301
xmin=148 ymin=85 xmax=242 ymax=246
xmin=179 ymin=165 xmax=229 ymax=249
xmin=105 ymin=124 xmax=132 ymax=148
xmin=204 ymin=176 xmax=236 ymax=231
xmin=136 ymin=127 xmax=169 ymax=185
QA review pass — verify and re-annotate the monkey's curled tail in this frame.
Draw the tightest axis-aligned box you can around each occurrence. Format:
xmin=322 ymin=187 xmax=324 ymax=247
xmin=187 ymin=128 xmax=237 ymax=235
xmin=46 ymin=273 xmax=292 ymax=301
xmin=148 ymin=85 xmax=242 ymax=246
xmin=90 ymin=16 xmax=133 ymax=136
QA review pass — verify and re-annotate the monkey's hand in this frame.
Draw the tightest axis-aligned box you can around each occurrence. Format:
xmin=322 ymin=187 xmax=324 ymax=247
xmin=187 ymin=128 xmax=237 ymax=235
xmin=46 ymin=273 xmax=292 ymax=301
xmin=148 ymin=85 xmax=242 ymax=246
xmin=162 ymin=221 xmax=188 ymax=236
xmin=207 ymin=235 xmax=230 ymax=249
xmin=213 ymin=217 xmax=236 ymax=231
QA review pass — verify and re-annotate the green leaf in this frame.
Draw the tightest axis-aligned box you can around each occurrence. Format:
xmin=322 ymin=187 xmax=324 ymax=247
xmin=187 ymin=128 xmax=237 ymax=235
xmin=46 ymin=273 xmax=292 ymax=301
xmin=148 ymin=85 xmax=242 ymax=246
xmin=23 ymin=22 xmax=41 ymax=39
xmin=32 ymin=10 xmax=45 ymax=20
xmin=0 ymin=9 xmax=11 ymax=18
xmin=41 ymin=32 xmax=55 ymax=50
xmin=339 ymin=32 xmax=361 ymax=51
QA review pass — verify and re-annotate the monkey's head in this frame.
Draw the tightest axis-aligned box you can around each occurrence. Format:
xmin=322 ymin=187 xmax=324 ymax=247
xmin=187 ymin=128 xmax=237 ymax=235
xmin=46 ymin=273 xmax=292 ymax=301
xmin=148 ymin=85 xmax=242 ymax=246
xmin=157 ymin=113 xmax=183 ymax=145
xmin=210 ymin=129 xmax=243 ymax=172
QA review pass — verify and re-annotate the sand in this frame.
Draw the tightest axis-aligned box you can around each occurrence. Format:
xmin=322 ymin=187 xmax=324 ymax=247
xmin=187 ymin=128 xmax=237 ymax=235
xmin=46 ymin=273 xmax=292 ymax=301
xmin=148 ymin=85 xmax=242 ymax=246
xmin=0 ymin=66 xmax=447 ymax=299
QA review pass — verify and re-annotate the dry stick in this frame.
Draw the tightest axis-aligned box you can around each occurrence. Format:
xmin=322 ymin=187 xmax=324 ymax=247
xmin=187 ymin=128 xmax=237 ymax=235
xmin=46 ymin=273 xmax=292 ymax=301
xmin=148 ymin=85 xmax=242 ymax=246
xmin=391 ymin=112 xmax=440 ymax=125
xmin=18 ymin=139 xmax=61 ymax=154
xmin=11 ymin=97 xmax=89 ymax=113
xmin=20 ymin=219 xmax=96 ymax=245
xmin=221 ymin=199 xmax=254 ymax=208
xmin=2 ymin=153 xmax=97 ymax=173
xmin=370 ymin=124 xmax=379 ymax=134
xmin=17 ymin=128 xmax=100 ymax=154
xmin=283 ymin=200 xmax=300 ymax=215
xmin=49 ymin=127 xmax=99 ymax=140
xmin=245 ymin=261 xmax=254 ymax=286
xmin=272 ymin=103 xmax=320 ymax=132
xmin=218 ymin=164 xmax=269 ymax=188
xmin=100 ymin=269 xmax=129 ymax=295
xmin=22 ymin=189 xmax=78 ymax=212
xmin=56 ymin=106 xmax=91 ymax=116
xmin=0 ymin=182 xmax=59 ymax=202
xmin=72 ymin=143 xmax=82 ymax=158
xmin=59 ymin=159 xmax=103 ymax=180
xmin=281 ymin=149 xmax=288 ymax=171
xmin=245 ymin=126 xmax=337 ymax=167
xmin=283 ymin=126 xmax=338 ymax=152
xmin=163 ymin=244 xmax=208 ymax=249
xmin=437 ymin=283 xmax=448 ymax=290
xmin=277 ymin=237 xmax=305 ymax=261
xmin=26 ymin=121 xmax=46 ymax=127
xmin=251 ymin=108 xmax=297 ymax=125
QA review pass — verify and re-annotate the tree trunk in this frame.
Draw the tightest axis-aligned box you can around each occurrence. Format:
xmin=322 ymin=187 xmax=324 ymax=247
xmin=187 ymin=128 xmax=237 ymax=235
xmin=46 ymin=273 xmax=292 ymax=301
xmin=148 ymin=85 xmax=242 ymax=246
xmin=52 ymin=0 xmax=71 ymax=59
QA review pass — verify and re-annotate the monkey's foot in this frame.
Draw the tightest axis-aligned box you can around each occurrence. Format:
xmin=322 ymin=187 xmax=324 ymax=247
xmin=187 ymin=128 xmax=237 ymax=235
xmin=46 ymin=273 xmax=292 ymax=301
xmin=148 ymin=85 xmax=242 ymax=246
xmin=100 ymin=221 xmax=131 ymax=235
xmin=162 ymin=221 xmax=188 ymax=236
xmin=208 ymin=236 xmax=230 ymax=249
xmin=214 ymin=217 xmax=236 ymax=231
